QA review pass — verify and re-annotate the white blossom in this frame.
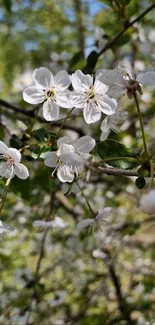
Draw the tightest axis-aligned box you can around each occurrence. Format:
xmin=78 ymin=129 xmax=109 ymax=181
xmin=77 ymin=207 xmax=112 ymax=231
xmin=50 ymin=51 xmax=70 ymax=72
xmin=100 ymin=109 xmax=125 ymax=141
xmin=33 ymin=216 xmax=67 ymax=229
xmin=139 ymin=189 xmax=155 ymax=214
xmin=70 ymin=70 xmax=117 ymax=124
xmin=23 ymin=67 xmax=72 ymax=121
xmin=98 ymin=63 xmax=155 ymax=99
xmin=0 ymin=141 xmax=29 ymax=179
xmin=44 ymin=136 xmax=96 ymax=183
xmin=0 ymin=221 xmax=15 ymax=235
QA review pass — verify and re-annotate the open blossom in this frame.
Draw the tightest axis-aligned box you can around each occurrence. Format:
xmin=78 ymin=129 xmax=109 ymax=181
xmin=44 ymin=136 xmax=96 ymax=183
xmin=77 ymin=207 xmax=112 ymax=231
xmin=23 ymin=67 xmax=72 ymax=121
xmin=0 ymin=141 xmax=29 ymax=179
xmin=70 ymin=70 xmax=117 ymax=124
xmin=100 ymin=109 xmax=125 ymax=141
xmin=33 ymin=216 xmax=67 ymax=229
xmin=0 ymin=221 xmax=15 ymax=235
xmin=50 ymin=51 xmax=70 ymax=72
xmin=139 ymin=189 xmax=155 ymax=214
xmin=98 ymin=64 xmax=155 ymax=99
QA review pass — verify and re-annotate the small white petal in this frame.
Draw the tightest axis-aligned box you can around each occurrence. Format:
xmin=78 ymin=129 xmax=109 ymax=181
xmin=57 ymin=136 xmax=74 ymax=148
xmin=94 ymin=79 xmax=109 ymax=95
xmin=0 ymin=141 xmax=8 ymax=154
xmin=14 ymin=163 xmax=29 ymax=179
xmin=57 ymin=143 xmax=75 ymax=156
xmin=75 ymin=136 xmax=96 ymax=153
xmin=0 ymin=162 xmax=14 ymax=178
xmin=100 ymin=116 xmax=110 ymax=132
xmin=77 ymin=218 xmax=95 ymax=229
xmin=7 ymin=148 xmax=21 ymax=163
xmin=57 ymin=165 xmax=74 ymax=183
xmin=83 ymin=102 xmax=101 ymax=124
xmin=98 ymin=95 xmax=117 ymax=115
xmin=44 ymin=152 xmax=57 ymax=168
xmin=70 ymin=91 xmax=87 ymax=108
xmin=56 ymin=90 xmax=73 ymax=108
xmin=0 ymin=221 xmax=15 ymax=234
xmin=71 ymin=70 xmax=93 ymax=92
xmin=139 ymin=189 xmax=155 ymax=214
xmin=97 ymin=69 xmax=125 ymax=86
xmin=100 ymin=130 xmax=110 ymax=141
xmin=33 ymin=67 xmax=53 ymax=88
xmin=23 ymin=86 xmax=45 ymax=104
xmin=54 ymin=70 xmax=71 ymax=88
xmin=96 ymin=207 xmax=112 ymax=220
xmin=51 ymin=52 xmax=60 ymax=61
xmin=107 ymin=85 xmax=126 ymax=98
xmin=43 ymin=100 xmax=59 ymax=121
xmin=139 ymin=71 xmax=155 ymax=86
xmin=61 ymin=152 xmax=85 ymax=168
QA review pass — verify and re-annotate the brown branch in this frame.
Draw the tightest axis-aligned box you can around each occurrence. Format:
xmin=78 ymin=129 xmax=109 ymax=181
xmin=0 ymin=99 xmax=85 ymax=136
xmin=98 ymin=3 xmax=155 ymax=57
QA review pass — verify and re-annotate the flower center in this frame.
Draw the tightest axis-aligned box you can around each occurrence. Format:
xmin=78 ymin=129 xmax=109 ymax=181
xmin=46 ymin=89 xmax=55 ymax=100
xmin=88 ymin=86 xmax=95 ymax=100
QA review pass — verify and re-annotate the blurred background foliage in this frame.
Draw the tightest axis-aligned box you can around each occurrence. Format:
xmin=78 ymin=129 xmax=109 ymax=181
xmin=0 ymin=0 xmax=155 ymax=324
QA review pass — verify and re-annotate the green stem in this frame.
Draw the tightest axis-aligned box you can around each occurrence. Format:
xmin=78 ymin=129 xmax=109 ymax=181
xmin=103 ymin=156 xmax=138 ymax=163
xmin=134 ymin=93 xmax=148 ymax=157
xmin=0 ymin=178 xmax=11 ymax=217
xmin=77 ymin=181 xmax=95 ymax=215
xmin=150 ymin=159 xmax=154 ymax=188
xmin=56 ymin=107 xmax=75 ymax=139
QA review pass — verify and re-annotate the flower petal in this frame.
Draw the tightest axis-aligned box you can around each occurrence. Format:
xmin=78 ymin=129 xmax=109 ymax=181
xmin=70 ymin=91 xmax=87 ymax=108
xmin=61 ymin=152 xmax=85 ymax=168
xmin=100 ymin=116 xmax=110 ymax=132
xmin=107 ymin=85 xmax=126 ymax=98
xmin=0 ymin=162 xmax=14 ymax=178
xmin=57 ymin=165 xmax=74 ymax=183
xmin=57 ymin=136 xmax=74 ymax=148
xmin=7 ymin=148 xmax=21 ymax=163
xmin=83 ymin=102 xmax=101 ymax=124
xmin=97 ymin=69 xmax=125 ymax=86
xmin=44 ymin=152 xmax=57 ymax=168
xmin=56 ymin=90 xmax=73 ymax=108
xmin=100 ymin=130 xmax=110 ymax=141
xmin=98 ymin=95 xmax=117 ymax=115
xmin=94 ymin=79 xmax=109 ymax=95
xmin=23 ymin=85 xmax=45 ymax=104
xmin=96 ymin=207 xmax=112 ymax=220
xmin=139 ymin=71 xmax=155 ymax=86
xmin=77 ymin=219 xmax=95 ymax=229
xmin=14 ymin=163 xmax=29 ymax=179
xmin=43 ymin=100 xmax=59 ymax=121
xmin=71 ymin=70 xmax=93 ymax=92
xmin=0 ymin=141 xmax=8 ymax=154
xmin=75 ymin=136 xmax=96 ymax=153
xmin=54 ymin=71 xmax=71 ymax=88
xmin=33 ymin=67 xmax=53 ymax=88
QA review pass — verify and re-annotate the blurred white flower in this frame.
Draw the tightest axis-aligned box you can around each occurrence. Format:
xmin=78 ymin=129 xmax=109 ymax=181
xmin=77 ymin=207 xmax=112 ymax=231
xmin=70 ymin=70 xmax=117 ymax=124
xmin=33 ymin=216 xmax=67 ymax=229
xmin=139 ymin=189 xmax=155 ymax=214
xmin=0 ymin=141 xmax=29 ymax=179
xmin=44 ymin=135 xmax=96 ymax=183
xmin=98 ymin=63 xmax=155 ymax=99
xmin=51 ymin=51 xmax=70 ymax=72
xmin=100 ymin=109 xmax=125 ymax=141
xmin=0 ymin=221 xmax=15 ymax=235
xmin=23 ymin=67 xmax=72 ymax=121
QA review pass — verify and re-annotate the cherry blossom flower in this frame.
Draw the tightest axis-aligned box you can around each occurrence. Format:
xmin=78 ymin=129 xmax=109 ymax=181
xmin=23 ymin=67 xmax=72 ymax=121
xmin=98 ymin=64 xmax=155 ymax=99
xmin=33 ymin=216 xmax=67 ymax=229
xmin=77 ymin=207 xmax=112 ymax=231
xmin=70 ymin=70 xmax=117 ymax=124
xmin=50 ymin=51 xmax=70 ymax=72
xmin=0 ymin=141 xmax=29 ymax=179
xmin=44 ymin=135 xmax=96 ymax=183
xmin=0 ymin=221 xmax=15 ymax=235
xmin=100 ymin=109 xmax=125 ymax=141
xmin=139 ymin=189 xmax=155 ymax=214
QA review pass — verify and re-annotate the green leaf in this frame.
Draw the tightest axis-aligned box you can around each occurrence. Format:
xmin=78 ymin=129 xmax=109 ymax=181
xmin=32 ymin=128 xmax=48 ymax=141
xmin=97 ymin=139 xmax=139 ymax=169
xmin=85 ymin=51 xmax=98 ymax=71
xmin=10 ymin=177 xmax=32 ymax=201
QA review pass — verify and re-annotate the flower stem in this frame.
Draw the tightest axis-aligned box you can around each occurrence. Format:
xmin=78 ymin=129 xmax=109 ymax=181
xmin=150 ymin=159 xmax=154 ymax=188
xmin=103 ymin=156 xmax=138 ymax=163
xmin=77 ymin=181 xmax=95 ymax=216
xmin=56 ymin=107 xmax=75 ymax=139
xmin=133 ymin=93 xmax=148 ymax=157
xmin=0 ymin=178 xmax=11 ymax=218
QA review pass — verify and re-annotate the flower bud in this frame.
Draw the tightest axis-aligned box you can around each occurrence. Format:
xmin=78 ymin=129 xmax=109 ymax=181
xmin=139 ymin=189 xmax=155 ymax=214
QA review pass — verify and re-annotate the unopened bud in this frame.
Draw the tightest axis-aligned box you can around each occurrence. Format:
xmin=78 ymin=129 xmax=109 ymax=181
xmin=139 ymin=189 xmax=155 ymax=214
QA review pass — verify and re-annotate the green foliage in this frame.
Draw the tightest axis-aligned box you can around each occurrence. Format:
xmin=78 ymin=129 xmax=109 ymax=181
xmin=97 ymin=139 xmax=140 ymax=169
